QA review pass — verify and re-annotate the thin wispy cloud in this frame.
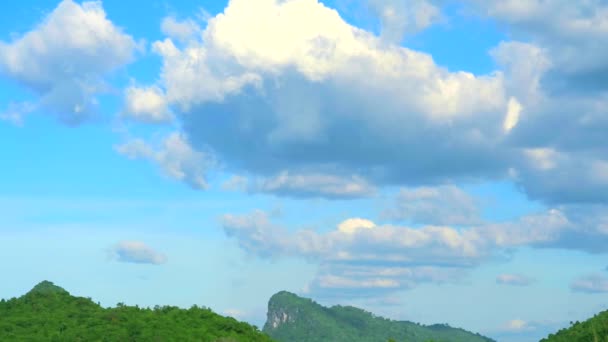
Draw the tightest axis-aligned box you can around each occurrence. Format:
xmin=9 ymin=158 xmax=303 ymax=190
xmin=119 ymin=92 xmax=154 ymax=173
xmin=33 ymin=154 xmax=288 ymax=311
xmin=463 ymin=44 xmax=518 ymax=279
xmin=110 ymin=241 xmax=168 ymax=265
xmin=570 ymin=274 xmax=608 ymax=294
xmin=383 ymin=186 xmax=481 ymax=226
xmin=496 ymin=274 xmax=535 ymax=287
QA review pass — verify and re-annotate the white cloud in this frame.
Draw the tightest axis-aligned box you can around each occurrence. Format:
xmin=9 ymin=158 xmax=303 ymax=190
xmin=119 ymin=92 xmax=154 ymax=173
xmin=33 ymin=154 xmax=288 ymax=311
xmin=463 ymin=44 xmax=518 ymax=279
xmin=221 ymin=210 xmax=486 ymax=264
xmin=477 ymin=209 xmax=569 ymax=247
xmin=221 ymin=205 xmax=608 ymax=297
xmin=161 ymin=16 xmax=201 ymax=43
xmin=253 ymin=172 xmax=376 ymax=199
xmin=220 ymin=172 xmax=375 ymax=199
xmin=0 ymin=0 xmax=136 ymax=124
xmin=490 ymin=41 xmax=551 ymax=105
xmin=221 ymin=175 xmax=249 ymax=191
xmin=496 ymin=274 xmax=535 ymax=286
xmin=185 ymin=0 xmax=504 ymax=117
xmin=221 ymin=210 xmax=485 ymax=296
xmin=221 ymin=210 xmax=296 ymax=258
xmin=504 ymin=319 xmax=533 ymax=332
xmin=223 ymin=308 xmax=246 ymax=319
xmin=383 ymin=186 xmax=481 ymax=226
xmin=115 ymin=132 xmax=213 ymax=190
xmin=314 ymin=274 xmax=400 ymax=289
xmin=514 ymin=149 xmax=608 ymax=204
xmin=503 ymin=97 xmax=522 ymax=132
xmin=337 ymin=218 xmax=376 ymax=234
xmin=122 ymin=85 xmax=172 ymax=123
xmin=111 ymin=241 xmax=167 ymax=265
xmin=523 ymin=148 xmax=558 ymax=171
xmin=308 ymin=264 xmax=465 ymax=297
xmin=472 ymin=0 xmax=608 ymax=83
xmin=122 ymin=0 xmax=608 ymax=208
xmin=147 ymin=0 xmax=510 ymax=192
xmin=0 ymin=101 xmax=36 ymax=126
xmin=482 ymin=38 xmax=608 ymax=204
xmin=487 ymin=30 xmax=608 ymax=205
xmin=151 ymin=37 xmax=261 ymax=107
xmin=491 ymin=318 xmax=562 ymax=341
xmin=367 ymin=0 xmax=442 ymax=42
xmin=570 ymin=274 xmax=608 ymax=293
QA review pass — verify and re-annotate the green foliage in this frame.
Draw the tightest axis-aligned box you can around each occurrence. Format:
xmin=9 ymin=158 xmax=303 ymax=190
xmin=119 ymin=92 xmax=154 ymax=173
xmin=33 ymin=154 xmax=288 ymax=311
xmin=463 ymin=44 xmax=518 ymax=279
xmin=541 ymin=311 xmax=608 ymax=342
xmin=0 ymin=281 xmax=274 ymax=342
xmin=262 ymin=291 xmax=495 ymax=342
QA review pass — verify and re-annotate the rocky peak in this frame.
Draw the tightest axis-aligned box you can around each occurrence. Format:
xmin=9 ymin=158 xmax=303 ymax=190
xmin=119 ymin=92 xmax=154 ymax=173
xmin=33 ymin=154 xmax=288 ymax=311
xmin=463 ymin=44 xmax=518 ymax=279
xmin=263 ymin=291 xmax=307 ymax=331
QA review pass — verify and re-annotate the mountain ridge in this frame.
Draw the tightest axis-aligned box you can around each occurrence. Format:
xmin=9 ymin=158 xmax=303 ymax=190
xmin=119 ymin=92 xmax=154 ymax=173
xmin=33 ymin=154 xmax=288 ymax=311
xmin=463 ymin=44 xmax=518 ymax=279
xmin=540 ymin=310 xmax=608 ymax=341
xmin=26 ymin=280 xmax=69 ymax=296
xmin=0 ymin=280 xmax=274 ymax=341
xmin=262 ymin=290 xmax=496 ymax=342
xmin=6 ymin=281 xmax=601 ymax=341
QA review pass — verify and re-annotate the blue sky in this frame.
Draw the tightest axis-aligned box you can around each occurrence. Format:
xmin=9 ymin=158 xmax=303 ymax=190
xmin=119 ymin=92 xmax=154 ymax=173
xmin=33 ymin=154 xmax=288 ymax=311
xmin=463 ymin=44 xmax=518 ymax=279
xmin=2 ymin=1 xmax=608 ymax=341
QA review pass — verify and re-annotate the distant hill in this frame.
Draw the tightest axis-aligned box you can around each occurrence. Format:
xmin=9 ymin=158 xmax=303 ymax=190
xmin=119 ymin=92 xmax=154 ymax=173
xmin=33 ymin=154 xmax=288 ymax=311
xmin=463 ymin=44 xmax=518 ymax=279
xmin=541 ymin=310 xmax=608 ymax=341
xmin=262 ymin=291 xmax=495 ymax=342
xmin=0 ymin=281 xmax=274 ymax=341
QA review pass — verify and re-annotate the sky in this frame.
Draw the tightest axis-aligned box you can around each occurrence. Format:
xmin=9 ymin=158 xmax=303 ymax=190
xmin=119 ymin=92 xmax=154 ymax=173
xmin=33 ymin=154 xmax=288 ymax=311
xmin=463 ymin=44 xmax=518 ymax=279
xmin=1 ymin=0 xmax=608 ymax=341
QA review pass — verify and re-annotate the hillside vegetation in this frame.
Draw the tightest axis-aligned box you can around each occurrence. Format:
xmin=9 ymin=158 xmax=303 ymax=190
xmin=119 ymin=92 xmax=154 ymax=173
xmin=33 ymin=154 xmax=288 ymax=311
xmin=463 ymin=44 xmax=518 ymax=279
xmin=262 ymin=291 xmax=495 ymax=342
xmin=541 ymin=310 xmax=608 ymax=342
xmin=0 ymin=281 xmax=274 ymax=341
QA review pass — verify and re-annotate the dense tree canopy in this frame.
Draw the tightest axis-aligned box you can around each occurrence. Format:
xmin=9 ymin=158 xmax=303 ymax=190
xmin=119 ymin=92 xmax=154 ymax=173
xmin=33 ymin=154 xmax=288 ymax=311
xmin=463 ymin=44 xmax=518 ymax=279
xmin=0 ymin=281 xmax=274 ymax=342
xmin=8 ymin=281 xmax=606 ymax=342
xmin=541 ymin=310 xmax=608 ymax=342
xmin=262 ymin=291 xmax=495 ymax=342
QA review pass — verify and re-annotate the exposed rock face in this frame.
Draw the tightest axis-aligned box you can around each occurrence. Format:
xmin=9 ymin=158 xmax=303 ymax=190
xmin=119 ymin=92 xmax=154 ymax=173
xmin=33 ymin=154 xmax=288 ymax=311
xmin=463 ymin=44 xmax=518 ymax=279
xmin=263 ymin=291 xmax=302 ymax=331
xmin=269 ymin=310 xmax=292 ymax=329
xmin=262 ymin=290 xmax=497 ymax=342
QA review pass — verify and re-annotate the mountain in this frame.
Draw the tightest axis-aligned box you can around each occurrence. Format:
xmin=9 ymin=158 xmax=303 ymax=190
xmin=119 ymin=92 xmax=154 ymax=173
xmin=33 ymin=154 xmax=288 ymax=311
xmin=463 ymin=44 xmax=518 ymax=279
xmin=540 ymin=310 xmax=608 ymax=341
xmin=262 ymin=291 xmax=495 ymax=342
xmin=28 ymin=280 xmax=70 ymax=296
xmin=0 ymin=281 xmax=274 ymax=341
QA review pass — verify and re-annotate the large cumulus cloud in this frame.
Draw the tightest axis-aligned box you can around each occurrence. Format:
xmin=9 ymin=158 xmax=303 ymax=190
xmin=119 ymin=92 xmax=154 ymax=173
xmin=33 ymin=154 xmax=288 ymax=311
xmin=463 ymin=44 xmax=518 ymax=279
xmin=0 ymin=0 xmax=137 ymax=124
xmin=129 ymin=0 xmax=608 ymax=206
xmin=148 ymin=0 xmax=514 ymax=198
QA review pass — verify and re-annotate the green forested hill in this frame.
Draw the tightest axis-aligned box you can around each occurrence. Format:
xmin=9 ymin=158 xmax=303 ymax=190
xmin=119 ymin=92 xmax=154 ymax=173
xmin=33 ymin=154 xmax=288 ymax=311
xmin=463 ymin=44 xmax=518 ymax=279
xmin=0 ymin=281 xmax=274 ymax=342
xmin=262 ymin=291 xmax=495 ymax=342
xmin=541 ymin=310 xmax=608 ymax=342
